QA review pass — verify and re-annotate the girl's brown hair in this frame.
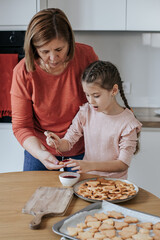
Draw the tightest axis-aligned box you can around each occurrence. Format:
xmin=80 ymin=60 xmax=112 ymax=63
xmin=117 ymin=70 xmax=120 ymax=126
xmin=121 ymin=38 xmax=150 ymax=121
xmin=24 ymin=8 xmax=75 ymax=72
xmin=82 ymin=60 xmax=140 ymax=154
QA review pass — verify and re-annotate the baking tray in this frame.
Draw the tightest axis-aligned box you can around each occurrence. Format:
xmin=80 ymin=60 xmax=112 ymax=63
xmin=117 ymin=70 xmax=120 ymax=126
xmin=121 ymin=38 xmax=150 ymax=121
xmin=52 ymin=201 xmax=160 ymax=240
xmin=53 ymin=202 xmax=102 ymax=240
xmin=73 ymin=178 xmax=139 ymax=203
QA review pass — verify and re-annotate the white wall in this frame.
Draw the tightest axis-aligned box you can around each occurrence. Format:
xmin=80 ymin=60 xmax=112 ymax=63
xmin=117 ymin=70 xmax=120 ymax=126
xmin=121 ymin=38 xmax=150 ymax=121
xmin=0 ymin=124 xmax=24 ymax=173
xmin=74 ymin=31 xmax=160 ymax=108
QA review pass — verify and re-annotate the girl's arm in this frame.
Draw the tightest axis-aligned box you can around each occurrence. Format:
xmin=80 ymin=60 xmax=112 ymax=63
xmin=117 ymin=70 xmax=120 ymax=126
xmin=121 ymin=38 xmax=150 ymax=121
xmin=65 ymin=159 xmax=128 ymax=174
xmin=66 ymin=129 xmax=138 ymax=173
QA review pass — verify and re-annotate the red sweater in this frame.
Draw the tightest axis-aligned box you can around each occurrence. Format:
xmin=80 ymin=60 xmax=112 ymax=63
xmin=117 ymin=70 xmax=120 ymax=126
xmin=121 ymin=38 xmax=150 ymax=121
xmin=11 ymin=43 xmax=98 ymax=156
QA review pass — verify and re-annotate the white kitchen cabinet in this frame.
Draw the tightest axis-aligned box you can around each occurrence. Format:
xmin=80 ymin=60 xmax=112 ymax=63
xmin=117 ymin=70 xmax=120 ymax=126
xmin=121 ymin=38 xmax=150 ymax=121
xmin=127 ymin=0 xmax=160 ymax=31
xmin=128 ymin=128 xmax=160 ymax=198
xmin=47 ymin=0 xmax=126 ymax=30
xmin=0 ymin=0 xmax=37 ymax=30
xmin=0 ymin=124 xmax=24 ymax=173
xmin=1 ymin=0 xmax=160 ymax=31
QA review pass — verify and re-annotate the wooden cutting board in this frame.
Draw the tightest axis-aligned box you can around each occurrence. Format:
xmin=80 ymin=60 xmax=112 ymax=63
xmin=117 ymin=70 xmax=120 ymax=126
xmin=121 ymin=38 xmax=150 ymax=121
xmin=22 ymin=187 xmax=73 ymax=229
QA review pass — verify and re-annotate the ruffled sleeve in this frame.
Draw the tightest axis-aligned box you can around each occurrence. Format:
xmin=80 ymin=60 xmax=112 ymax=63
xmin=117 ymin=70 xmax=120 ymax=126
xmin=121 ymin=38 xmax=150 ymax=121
xmin=118 ymin=119 xmax=142 ymax=166
xmin=121 ymin=120 xmax=142 ymax=136
xmin=63 ymin=104 xmax=87 ymax=150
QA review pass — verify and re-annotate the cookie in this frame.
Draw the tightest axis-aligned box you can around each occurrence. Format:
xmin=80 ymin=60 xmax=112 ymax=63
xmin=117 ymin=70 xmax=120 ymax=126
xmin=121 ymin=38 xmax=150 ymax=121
xmin=77 ymin=223 xmax=87 ymax=229
xmin=114 ymin=221 xmax=129 ymax=230
xmin=85 ymin=215 xmax=98 ymax=223
xmin=139 ymin=228 xmax=150 ymax=234
xmin=119 ymin=225 xmax=137 ymax=239
xmin=103 ymin=218 xmax=114 ymax=225
xmin=112 ymin=237 xmax=123 ymax=240
xmin=137 ymin=222 xmax=153 ymax=230
xmin=132 ymin=232 xmax=153 ymax=240
xmin=124 ymin=216 xmax=139 ymax=223
xmin=99 ymin=222 xmax=114 ymax=231
xmin=94 ymin=212 xmax=108 ymax=221
xmin=67 ymin=227 xmax=82 ymax=236
xmin=107 ymin=210 xmax=124 ymax=219
xmin=94 ymin=232 xmax=106 ymax=239
xmin=87 ymin=221 xmax=101 ymax=229
xmin=78 ymin=231 xmax=94 ymax=239
xmin=100 ymin=229 xmax=116 ymax=238
xmin=153 ymin=222 xmax=160 ymax=230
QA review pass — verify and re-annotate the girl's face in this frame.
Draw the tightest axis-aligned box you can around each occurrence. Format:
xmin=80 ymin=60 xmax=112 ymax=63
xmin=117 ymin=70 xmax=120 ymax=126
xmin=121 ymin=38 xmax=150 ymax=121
xmin=82 ymin=81 xmax=118 ymax=114
xmin=36 ymin=38 xmax=69 ymax=70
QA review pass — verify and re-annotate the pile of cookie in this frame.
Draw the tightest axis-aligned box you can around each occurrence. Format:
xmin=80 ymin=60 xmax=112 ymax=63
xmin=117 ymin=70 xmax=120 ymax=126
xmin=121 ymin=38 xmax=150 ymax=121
xmin=77 ymin=178 xmax=137 ymax=201
xmin=67 ymin=210 xmax=160 ymax=239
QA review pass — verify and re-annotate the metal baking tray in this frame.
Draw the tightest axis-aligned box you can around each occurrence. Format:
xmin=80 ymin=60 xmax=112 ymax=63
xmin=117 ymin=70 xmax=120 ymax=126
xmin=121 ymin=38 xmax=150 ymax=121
xmin=52 ymin=201 xmax=160 ymax=240
xmin=53 ymin=202 xmax=101 ymax=240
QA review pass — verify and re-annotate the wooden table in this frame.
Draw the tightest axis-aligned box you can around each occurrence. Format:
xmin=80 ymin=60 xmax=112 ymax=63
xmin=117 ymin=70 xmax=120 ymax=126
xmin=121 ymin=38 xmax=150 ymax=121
xmin=0 ymin=171 xmax=160 ymax=240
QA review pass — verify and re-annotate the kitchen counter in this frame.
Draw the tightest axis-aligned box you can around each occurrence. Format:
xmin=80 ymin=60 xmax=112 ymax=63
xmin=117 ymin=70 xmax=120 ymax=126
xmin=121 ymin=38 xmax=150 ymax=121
xmin=133 ymin=107 xmax=160 ymax=128
xmin=0 ymin=171 xmax=160 ymax=240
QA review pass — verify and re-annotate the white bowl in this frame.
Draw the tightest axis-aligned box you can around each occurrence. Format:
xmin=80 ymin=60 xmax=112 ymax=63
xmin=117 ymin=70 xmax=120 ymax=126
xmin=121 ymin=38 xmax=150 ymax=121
xmin=59 ymin=172 xmax=80 ymax=187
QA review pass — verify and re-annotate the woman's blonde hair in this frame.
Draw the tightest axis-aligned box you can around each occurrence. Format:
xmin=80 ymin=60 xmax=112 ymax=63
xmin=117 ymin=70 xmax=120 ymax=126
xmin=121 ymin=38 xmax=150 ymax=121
xmin=24 ymin=8 xmax=75 ymax=72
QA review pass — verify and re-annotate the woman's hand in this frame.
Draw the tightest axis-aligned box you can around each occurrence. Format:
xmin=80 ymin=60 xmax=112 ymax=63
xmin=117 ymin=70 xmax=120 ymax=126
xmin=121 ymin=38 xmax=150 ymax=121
xmin=37 ymin=148 xmax=64 ymax=170
xmin=23 ymin=135 xmax=64 ymax=170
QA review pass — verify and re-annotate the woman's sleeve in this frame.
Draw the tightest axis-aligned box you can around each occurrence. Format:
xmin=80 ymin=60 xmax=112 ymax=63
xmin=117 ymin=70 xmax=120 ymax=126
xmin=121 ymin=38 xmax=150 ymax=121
xmin=63 ymin=105 xmax=86 ymax=150
xmin=11 ymin=66 xmax=35 ymax=146
xmin=118 ymin=121 xmax=142 ymax=166
xmin=11 ymin=95 xmax=36 ymax=146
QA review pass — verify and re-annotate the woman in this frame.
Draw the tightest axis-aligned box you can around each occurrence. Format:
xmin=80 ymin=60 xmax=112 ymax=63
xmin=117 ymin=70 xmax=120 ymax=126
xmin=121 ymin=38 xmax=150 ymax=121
xmin=11 ymin=8 xmax=98 ymax=171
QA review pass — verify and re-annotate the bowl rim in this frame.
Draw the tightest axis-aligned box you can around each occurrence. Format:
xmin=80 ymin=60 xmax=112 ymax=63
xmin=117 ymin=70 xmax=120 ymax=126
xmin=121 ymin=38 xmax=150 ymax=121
xmin=59 ymin=172 xmax=80 ymax=179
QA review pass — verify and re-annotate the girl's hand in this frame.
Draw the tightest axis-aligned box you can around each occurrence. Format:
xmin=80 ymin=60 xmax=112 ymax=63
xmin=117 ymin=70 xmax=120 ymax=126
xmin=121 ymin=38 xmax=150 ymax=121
xmin=65 ymin=159 xmax=93 ymax=173
xmin=44 ymin=131 xmax=61 ymax=150
xmin=44 ymin=131 xmax=70 ymax=153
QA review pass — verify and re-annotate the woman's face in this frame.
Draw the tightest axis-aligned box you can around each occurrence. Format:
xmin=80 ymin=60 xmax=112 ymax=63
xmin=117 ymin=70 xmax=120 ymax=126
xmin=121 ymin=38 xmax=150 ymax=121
xmin=36 ymin=38 xmax=69 ymax=70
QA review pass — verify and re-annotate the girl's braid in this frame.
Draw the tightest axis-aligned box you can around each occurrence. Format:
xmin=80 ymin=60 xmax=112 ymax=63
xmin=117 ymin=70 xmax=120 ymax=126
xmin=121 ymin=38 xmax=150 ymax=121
xmin=118 ymin=77 xmax=131 ymax=110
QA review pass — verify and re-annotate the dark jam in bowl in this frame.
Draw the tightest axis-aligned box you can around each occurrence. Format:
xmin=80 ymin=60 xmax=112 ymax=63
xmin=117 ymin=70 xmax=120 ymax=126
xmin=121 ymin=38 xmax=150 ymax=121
xmin=62 ymin=175 xmax=77 ymax=178
xmin=62 ymin=159 xmax=70 ymax=163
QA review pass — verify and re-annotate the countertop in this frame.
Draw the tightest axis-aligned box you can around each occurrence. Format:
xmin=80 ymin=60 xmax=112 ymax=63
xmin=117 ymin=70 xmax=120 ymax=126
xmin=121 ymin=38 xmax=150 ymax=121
xmin=133 ymin=107 xmax=160 ymax=128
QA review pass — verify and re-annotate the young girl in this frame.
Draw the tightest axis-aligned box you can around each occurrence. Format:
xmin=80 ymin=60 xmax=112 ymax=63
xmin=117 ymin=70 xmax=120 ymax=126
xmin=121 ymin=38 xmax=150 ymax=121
xmin=45 ymin=61 xmax=142 ymax=179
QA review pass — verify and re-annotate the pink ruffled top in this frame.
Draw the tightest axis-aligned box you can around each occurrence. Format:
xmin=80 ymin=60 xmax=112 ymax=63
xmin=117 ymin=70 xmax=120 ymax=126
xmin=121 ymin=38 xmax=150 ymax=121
xmin=64 ymin=103 xmax=142 ymax=179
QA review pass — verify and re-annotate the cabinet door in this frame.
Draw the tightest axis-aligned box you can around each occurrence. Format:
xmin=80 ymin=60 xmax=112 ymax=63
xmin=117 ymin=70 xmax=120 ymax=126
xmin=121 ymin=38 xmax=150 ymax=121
xmin=127 ymin=0 xmax=160 ymax=31
xmin=48 ymin=0 xmax=126 ymax=30
xmin=128 ymin=129 xmax=160 ymax=198
xmin=0 ymin=125 xmax=24 ymax=173
xmin=0 ymin=0 xmax=37 ymax=30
